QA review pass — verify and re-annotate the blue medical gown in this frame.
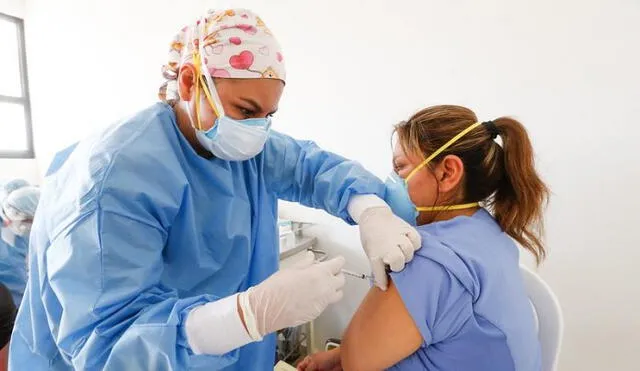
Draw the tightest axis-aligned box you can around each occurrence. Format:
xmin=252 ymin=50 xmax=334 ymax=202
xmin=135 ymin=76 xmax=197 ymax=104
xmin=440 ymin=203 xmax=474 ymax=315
xmin=9 ymin=103 xmax=384 ymax=370
xmin=0 ymin=229 xmax=28 ymax=306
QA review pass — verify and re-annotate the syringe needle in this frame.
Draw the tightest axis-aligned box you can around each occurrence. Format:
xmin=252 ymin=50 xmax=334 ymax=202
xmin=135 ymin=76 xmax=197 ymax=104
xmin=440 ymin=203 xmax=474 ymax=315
xmin=341 ymin=269 xmax=371 ymax=280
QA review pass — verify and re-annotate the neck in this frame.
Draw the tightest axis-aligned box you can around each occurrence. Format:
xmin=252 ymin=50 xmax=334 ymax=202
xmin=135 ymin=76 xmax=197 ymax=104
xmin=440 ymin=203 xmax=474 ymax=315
xmin=173 ymin=103 xmax=214 ymax=159
xmin=417 ymin=207 xmax=479 ymax=226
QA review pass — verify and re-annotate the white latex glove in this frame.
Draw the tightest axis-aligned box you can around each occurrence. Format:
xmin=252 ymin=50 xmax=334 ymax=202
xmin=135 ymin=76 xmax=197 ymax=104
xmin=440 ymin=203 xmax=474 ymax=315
xmin=240 ymin=251 xmax=346 ymax=337
xmin=360 ymin=207 xmax=421 ymax=289
xmin=185 ymin=252 xmax=345 ymax=355
xmin=350 ymin=196 xmax=421 ymax=290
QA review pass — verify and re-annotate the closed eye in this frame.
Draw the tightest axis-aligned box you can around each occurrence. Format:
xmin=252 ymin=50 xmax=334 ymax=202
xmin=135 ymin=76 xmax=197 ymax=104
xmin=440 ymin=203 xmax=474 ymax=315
xmin=238 ymin=106 xmax=256 ymax=118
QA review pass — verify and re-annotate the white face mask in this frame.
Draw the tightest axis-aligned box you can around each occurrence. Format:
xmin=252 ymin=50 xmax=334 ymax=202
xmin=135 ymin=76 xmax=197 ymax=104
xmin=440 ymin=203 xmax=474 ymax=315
xmin=2 ymin=204 xmax=32 ymax=237
xmin=185 ymin=47 xmax=271 ymax=162
xmin=186 ymin=102 xmax=271 ymax=161
xmin=8 ymin=222 xmax=30 ymax=237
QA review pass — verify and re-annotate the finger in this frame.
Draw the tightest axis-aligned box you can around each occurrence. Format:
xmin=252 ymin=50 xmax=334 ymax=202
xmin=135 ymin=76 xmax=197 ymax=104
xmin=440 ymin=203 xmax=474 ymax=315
xmin=319 ymin=255 xmax=346 ymax=275
xmin=298 ymin=361 xmax=313 ymax=371
xmin=406 ymin=228 xmax=422 ymax=250
xmin=398 ymin=238 xmax=415 ymax=262
xmin=370 ymin=257 xmax=389 ymax=291
xmin=302 ymin=357 xmax=317 ymax=371
xmin=330 ymin=272 xmax=346 ymax=290
xmin=328 ymin=289 xmax=344 ymax=304
xmin=293 ymin=251 xmax=316 ymax=269
xmin=383 ymin=248 xmax=405 ymax=272
xmin=297 ymin=357 xmax=310 ymax=371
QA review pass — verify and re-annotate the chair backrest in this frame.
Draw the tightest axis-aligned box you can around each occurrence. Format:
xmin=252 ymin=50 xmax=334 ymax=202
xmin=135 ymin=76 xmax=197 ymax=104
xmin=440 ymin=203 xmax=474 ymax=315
xmin=520 ymin=265 xmax=564 ymax=371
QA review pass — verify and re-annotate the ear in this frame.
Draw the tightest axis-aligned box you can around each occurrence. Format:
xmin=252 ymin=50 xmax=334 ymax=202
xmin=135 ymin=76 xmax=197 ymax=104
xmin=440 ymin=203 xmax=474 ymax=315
xmin=178 ymin=64 xmax=197 ymax=101
xmin=434 ymin=154 xmax=465 ymax=193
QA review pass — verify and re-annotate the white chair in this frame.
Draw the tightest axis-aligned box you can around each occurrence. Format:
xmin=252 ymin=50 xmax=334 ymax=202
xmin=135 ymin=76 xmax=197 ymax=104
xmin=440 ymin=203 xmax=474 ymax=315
xmin=520 ymin=265 xmax=564 ymax=371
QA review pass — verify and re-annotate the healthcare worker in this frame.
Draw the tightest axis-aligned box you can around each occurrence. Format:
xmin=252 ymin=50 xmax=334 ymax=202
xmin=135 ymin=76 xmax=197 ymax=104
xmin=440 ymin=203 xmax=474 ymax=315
xmin=9 ymin=9 xmax=421 ymax=371
xmin=0 ymin=182 xmax=40 ymax=307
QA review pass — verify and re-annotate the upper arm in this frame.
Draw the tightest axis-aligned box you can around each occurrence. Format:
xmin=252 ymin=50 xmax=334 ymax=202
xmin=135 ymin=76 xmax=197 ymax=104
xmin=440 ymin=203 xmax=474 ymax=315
xmin=263 ymin=131 xmax=384 ymax=222
xmin=341 ymin=280 xmax=422 ymax=371
xmin=46 ymin=207 xmax=168 ymax=356
xmin=341 ymin=256 xmax=472 ymax=370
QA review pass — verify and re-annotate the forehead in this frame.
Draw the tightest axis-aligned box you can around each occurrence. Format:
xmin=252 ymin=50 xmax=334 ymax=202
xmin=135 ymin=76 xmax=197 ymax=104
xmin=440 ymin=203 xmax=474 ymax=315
xmin=392 ymin=140 xmax=406 ymax=158
xmin=392 ymin=138 xmax=426 ymax=166
xmin=217 ymin=78 xmax=283 ymax=104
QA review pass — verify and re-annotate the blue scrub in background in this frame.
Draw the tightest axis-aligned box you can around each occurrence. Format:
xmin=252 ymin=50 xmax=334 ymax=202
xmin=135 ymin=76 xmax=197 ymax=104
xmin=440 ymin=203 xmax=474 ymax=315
xmin=10 ymin=103 xmax=385 ymax=370
xmin=0 ymin=231 xmax=28 ymax=307
xmin=0 ymin=180 xmax=36 ymax=307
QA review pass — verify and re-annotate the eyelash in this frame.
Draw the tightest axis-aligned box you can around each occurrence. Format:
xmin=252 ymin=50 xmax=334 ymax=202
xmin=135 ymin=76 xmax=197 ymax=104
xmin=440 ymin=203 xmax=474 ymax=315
xmin=394 ymin=163 xmax=407 ymax=172
xmin=239 ymin=108 xmax=275 ymax=120
xmin=239 ymin=108 xmax=255 ymax=118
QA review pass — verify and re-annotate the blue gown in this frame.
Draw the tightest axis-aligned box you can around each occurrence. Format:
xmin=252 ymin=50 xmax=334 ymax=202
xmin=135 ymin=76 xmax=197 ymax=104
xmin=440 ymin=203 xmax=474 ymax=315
xmin=9 ymin=103 xmax=384 ymax=370
xmin=0 ymin=228 xmax=28 ymax=307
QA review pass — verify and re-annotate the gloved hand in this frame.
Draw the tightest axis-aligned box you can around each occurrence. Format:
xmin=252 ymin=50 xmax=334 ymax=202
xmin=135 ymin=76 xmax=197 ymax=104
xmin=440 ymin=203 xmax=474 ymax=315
xmin=358 ymin=206 xmax=421 ymax=290
xmin=240 ymin=252 xmax=346 ymax=337
xmin=297 ymin=348 xmax=342 ymax=371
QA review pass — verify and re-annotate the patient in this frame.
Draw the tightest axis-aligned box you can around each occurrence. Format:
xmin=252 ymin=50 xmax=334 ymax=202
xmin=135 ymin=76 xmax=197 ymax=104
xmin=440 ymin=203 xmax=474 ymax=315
xmin=298 ymin=105 xmax=548 ymax=371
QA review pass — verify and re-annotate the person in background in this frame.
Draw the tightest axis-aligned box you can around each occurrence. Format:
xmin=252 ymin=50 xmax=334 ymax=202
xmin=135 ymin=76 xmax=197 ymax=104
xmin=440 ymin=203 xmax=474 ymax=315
xmin=9 ymin=8 xmax=421 ymax=371
xmin=0 ymin=181 xmax=40 ymax=307
xmin=0 ymin=282 xmax=17 ymax=370
xmin=299 ymin=105 xmax=548 ymax=371
xmin=0 ymin=181 xmax=28 ymax=205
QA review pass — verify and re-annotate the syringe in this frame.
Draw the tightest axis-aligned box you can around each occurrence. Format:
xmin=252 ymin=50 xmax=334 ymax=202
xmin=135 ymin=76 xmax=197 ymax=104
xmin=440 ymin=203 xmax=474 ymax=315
xmin=341 ymin=269 xmax=372 ymax=280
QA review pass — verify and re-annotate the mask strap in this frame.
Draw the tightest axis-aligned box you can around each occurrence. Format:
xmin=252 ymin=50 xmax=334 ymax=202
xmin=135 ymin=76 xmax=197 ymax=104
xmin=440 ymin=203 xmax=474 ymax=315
xmin=417 ymin=202 xmax=480 ymax=212
xmin=196 ymin=16 xmax=225 ymax=118
xmin=405 ymin=122 xmax=482 ymax=182
xmin=194 ymin=69 xmax=202 ymax=130
xmin=192 ymin=50 xmax=221 ymax=122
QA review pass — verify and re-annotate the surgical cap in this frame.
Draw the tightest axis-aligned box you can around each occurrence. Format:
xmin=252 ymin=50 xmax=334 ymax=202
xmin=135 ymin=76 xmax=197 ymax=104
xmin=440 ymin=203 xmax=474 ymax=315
xmin=161 ymin=9 xmax=286 ymax=102
xmin=0 ymin=179 xmax=29 ymax=202
xmin=4 ymin=186 xmax=40 ymax=218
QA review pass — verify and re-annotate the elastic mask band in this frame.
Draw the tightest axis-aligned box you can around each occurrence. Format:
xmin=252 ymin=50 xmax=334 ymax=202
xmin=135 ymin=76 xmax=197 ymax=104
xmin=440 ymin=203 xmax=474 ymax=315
xmin=417 ymin=202 xmax=480 ymax=212
xmin=406 ymin=122 xmax=482 ymax=181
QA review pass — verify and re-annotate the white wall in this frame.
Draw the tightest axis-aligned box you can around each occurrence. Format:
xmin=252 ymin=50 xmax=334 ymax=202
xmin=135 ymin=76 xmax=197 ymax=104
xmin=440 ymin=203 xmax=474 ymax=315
xmin=0 ymin=0 xmax=23 ymax=17
xmin=0 ymin=0 xmax=39 ymax=183
xmin=24 ymin=0 xmax=640 ymax=370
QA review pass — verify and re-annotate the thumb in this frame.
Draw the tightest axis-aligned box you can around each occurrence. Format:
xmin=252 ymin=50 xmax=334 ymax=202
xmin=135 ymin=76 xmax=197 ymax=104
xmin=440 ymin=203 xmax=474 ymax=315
xmin=370 ymin=257 xmax=389 ymax=291
xmin=406 ymin=227 xmax=422 ymax=250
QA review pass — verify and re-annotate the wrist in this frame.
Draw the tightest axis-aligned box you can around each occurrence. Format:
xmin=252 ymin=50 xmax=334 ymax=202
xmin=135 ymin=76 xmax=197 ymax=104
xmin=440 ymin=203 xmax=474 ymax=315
xmin=347 ymin=194 xmax=389 ymax=223
xmin=184 ymin=294 xmax=254 ymax=355
xmin=236 ymin=294 xmax=248 ymax=334
xmin=238 ymin=290 xmax=263 ymax=341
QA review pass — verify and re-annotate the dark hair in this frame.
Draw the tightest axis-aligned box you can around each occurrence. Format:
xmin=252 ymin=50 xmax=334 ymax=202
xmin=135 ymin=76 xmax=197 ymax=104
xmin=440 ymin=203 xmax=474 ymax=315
xmin=0 ymin=282 xmax=17 ymax=349
xmin=394 ymin=105 xmax=550 ymax=264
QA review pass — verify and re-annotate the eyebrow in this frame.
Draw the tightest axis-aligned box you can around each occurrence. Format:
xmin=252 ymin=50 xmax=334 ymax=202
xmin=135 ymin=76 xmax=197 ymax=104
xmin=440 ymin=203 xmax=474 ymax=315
xmin=238 ymin=97 xmax=278 ymax=115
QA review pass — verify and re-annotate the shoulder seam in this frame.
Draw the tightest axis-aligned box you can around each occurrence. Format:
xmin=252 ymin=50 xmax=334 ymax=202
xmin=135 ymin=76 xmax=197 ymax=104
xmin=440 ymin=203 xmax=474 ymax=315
xmin=94 ymin=106 xmax=172 ymax=203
